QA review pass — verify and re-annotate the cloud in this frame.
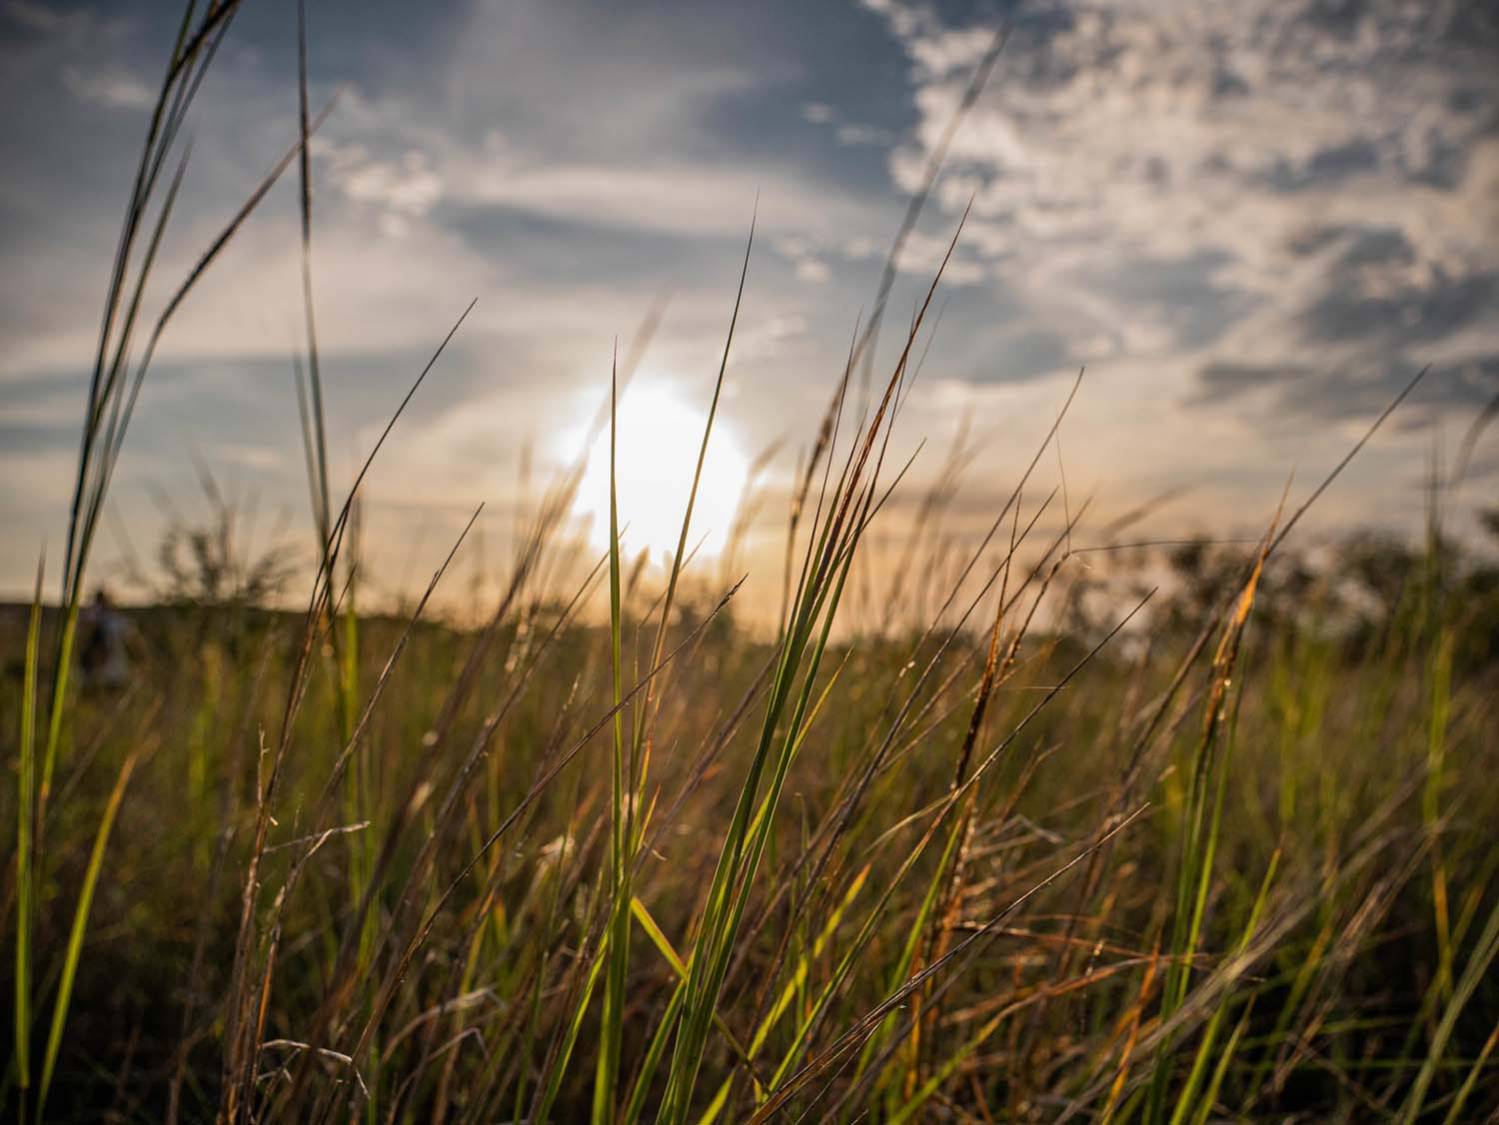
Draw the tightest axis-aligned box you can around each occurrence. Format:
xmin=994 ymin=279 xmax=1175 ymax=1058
xmin=835 ymin=123 xmax=895 ymax=146
xmin=60 ymin=64 xmax=152 ymax=109
xmin=447 ymin=157 xmax=787 ymax=238
xmin=1089 ymin=250 xmax=1256 ymax=352
xmin=795 ymin=258 xmax=831 ymax=283
xmin=1301 ymin=270 xmax=1497 ymax=347
xmin=969 ymin=327 xmax=1073 ymax=382
xmin=6 ymin=0 xmax=1499 ymax=597
xmin=862 ymin=0 xmax=1499 ymax=424
xmin=319 ymin=142 xmax=443 ymax=224
xmin=798 ymin=97 xmax=895 ymax=148
xmin=1193 ymin=353 xmax=1499 ymax=422
xmin=774 ymin=236 xmax=833 ymax=284
xmin=1265 ymin=137 xmax=1383 ymax=192
xmin=0 ymin=419 xmax=74 ymax=452
xmin=3 ymin=0 xmax=96 ymax=38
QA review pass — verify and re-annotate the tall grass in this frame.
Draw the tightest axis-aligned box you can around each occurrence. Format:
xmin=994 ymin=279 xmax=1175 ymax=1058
xmin=5 ymin=4 xmax=1499 ymax=1124
xmin=8 ymin=2 xmax=315 ymax=1119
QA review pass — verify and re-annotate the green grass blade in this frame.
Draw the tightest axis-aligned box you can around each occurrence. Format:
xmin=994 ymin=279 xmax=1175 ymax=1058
xmin=36 ymin=749 xmax=139 ymax=1120
xmin=1189 ymin=1000 xmax=1255 ymax=1125
xmin=1168 ymin=848 xmax=1279 ymax=1125
xmin=1439 ymin=1017 xmax=1498 ymax=1125
xmin=1397 ymin=890 xmax=1499 ymax=1124
xmin=694 ymin=864 xmax=869 ymax=1125
xmin=536 ymin=945 xmax=607 ymax=1125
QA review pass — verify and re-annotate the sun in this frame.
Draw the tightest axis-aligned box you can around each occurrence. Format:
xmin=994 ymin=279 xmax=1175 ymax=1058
xmin=568 ymin=381 xmax=750 ymax=562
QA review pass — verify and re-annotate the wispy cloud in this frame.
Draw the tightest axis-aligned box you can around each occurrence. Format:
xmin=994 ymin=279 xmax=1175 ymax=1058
xmin=61 ymin=64 xmax=153 ymax=109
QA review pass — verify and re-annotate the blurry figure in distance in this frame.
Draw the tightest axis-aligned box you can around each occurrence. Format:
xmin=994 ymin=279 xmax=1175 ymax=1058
xmin=79 ymin=587 xmax=140 ymax=692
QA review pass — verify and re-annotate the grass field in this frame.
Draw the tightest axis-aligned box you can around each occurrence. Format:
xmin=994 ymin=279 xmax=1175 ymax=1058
xmin=5 ymin=3 xmax=1499 ymax=1122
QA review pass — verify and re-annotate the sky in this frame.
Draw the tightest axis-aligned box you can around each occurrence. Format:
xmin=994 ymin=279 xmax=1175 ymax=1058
xmin=2 ymin=0 xmax=1497 ymax=611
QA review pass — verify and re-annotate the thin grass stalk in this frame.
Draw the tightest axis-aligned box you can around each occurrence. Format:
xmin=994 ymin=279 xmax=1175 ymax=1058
xmin=35 ymin=748 xmax=141 ymax=1121
xmin=756 ymin=590 xmax=1152 ymax=1119
xmin=11 ymin=557 xmax=45 ymax=1107
xmin=238 ymin=505 xmax=483 ymax=1120
xmin=594 ymin=349 xmax=631 ymax=1123
xmin=340 ymin=577 xmax=746 ymax=1115
xmin=894 ymin=509 xmax=1019 ymax=1098
xmin=1188 ymin=999 xmax=1255 ymax=1125
xmin=753 ymin=372 xmax=1081 ymax=962
xmin=1167 ymin=849 xmax=1280 ymax=1125
xmin=604 ymin=240 xmax=756 ymax=1118
xmin=661 ymin=449 xmax=883 ymax=1121
xmin=749 ymin=808 xmax=1151 ymax=1124
xmin=1439 ymin=1016 xmax=1499 ymax=1125
xmin=740 ymin=490 xmax=1069 ymax=1024
xmin=1396 ymin=891 xmax=1499 ymax=1124
xmin=1147 ymin=517 xmax=1276 ymax=1121
xmin=889 ymin=957 xmax=1161 ymax=1125
xmin=660 ymin=209 xmax=973 ymax=1120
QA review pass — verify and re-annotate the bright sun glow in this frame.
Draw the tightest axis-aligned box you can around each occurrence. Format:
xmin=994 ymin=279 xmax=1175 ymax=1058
xmin=569 ymin=382 xmax=750 ymax=562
